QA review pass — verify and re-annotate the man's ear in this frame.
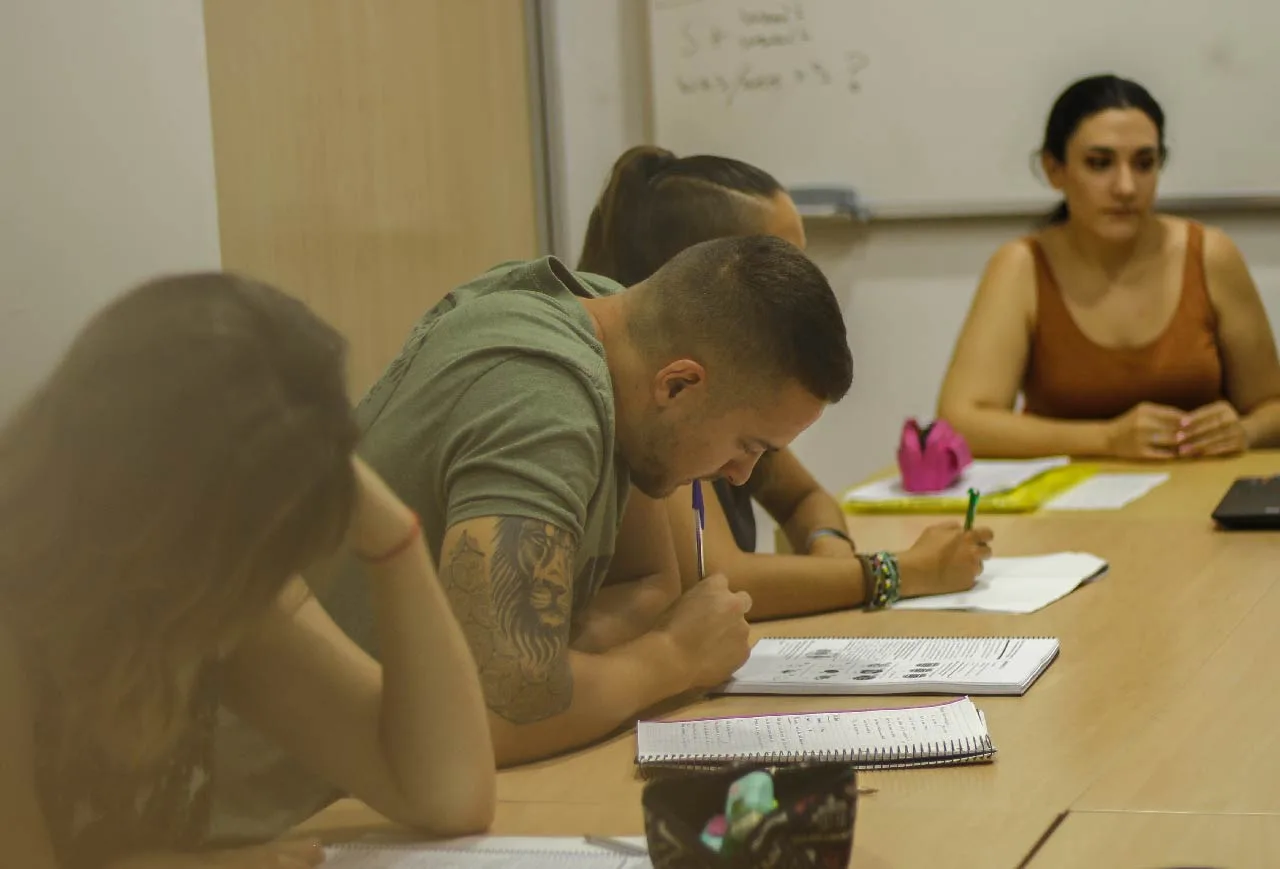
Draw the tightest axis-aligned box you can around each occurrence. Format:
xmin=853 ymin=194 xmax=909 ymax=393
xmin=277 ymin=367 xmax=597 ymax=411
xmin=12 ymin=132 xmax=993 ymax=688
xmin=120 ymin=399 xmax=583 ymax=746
xmin=652 ymin=358 xmax=706 ymax=408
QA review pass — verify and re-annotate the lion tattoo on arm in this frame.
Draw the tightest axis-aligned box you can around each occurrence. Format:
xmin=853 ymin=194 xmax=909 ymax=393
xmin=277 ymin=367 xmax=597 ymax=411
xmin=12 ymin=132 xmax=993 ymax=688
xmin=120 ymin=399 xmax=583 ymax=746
xmin=439 ymin=518 xmax=576 ymax=724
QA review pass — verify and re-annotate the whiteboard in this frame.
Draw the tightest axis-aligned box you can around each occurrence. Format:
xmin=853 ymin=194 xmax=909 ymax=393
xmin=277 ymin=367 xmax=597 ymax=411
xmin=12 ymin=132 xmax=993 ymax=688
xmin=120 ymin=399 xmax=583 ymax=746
xmin=649 ymin=0 xmax=1280 ymax=218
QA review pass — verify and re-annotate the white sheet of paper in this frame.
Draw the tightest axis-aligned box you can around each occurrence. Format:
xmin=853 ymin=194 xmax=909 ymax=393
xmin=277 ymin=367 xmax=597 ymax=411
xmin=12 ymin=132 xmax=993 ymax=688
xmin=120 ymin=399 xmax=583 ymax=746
xmin=842 ymin=456 xmax=1070 ymax=504
xmin=892 ymin=553 xmax=1108 ymax=614
xmin=325 ymin=838 xmax=650 ymax=869
xmin=1042 ymin=472 xmax=1169 ymax=511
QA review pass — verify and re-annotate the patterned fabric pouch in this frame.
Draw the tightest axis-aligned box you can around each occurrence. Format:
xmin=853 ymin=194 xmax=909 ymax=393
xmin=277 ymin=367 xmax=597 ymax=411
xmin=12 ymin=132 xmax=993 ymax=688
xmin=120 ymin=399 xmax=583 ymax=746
xmin=642 ymin=762 xmax=858 ymax=869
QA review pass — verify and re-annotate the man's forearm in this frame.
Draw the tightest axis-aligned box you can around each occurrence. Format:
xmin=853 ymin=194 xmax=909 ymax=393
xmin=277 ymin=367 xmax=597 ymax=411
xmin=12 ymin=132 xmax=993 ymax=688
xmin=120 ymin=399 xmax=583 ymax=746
xmin=489 ymin=631 xmax=690 ymax=766
xmin=571 ymin=574 xmax=680 ymax=653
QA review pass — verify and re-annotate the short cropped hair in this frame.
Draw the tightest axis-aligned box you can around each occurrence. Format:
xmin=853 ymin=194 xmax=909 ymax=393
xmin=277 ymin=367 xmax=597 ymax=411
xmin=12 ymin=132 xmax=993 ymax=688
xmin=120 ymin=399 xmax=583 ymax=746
xmin=631 ymin=235 xmax=853 ymax=404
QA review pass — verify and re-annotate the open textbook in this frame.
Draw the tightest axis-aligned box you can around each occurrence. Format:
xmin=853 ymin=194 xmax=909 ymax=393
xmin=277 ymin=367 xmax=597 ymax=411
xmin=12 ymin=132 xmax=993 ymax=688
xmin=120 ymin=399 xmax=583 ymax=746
xmin=717 ymin=636 xmax=1059 ymax=696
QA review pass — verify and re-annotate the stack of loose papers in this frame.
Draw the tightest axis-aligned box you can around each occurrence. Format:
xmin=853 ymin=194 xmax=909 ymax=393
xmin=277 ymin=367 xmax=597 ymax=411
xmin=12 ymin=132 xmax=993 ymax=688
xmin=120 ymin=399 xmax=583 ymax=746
xmin=842 ymin=456 xmax=1070 ymax=505
xmin=717 ymin=636 xmax=1060 ymax=696
xmin=893 ymin=553 xmax=1108 ymax=614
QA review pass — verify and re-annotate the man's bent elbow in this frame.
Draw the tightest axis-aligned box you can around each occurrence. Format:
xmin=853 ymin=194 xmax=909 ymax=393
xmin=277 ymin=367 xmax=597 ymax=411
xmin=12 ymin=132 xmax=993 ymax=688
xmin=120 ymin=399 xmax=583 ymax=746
xmin=482 ymin=658 xmax=574 ymax=726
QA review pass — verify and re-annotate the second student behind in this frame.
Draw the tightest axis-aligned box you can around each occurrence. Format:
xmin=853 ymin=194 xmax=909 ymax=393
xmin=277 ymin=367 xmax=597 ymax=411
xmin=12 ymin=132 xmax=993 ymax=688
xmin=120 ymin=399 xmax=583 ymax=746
xmin=577 ymin=145 xmax=993 ymax=620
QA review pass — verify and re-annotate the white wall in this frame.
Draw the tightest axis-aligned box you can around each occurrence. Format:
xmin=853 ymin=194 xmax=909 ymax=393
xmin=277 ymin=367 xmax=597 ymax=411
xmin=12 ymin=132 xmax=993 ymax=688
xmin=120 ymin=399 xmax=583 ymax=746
xmin=541 ymin=0 xmax=653 ymax=257
xmin=0 ymin=0 xmax=222 ymax=418
xmin=544 ymin=0 xmax=1280 ymax=509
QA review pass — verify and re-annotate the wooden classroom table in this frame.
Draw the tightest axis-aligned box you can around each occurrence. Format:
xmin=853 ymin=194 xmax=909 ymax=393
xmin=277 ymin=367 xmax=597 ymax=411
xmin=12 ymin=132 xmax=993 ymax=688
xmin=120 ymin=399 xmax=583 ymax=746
xmin=1023 ymin=811 xmax=1280 ymax=868
xmin=297 ymin=453 xmax=1280 ymax=868
xmin=1074 ymin=518 xmax=1280 ymax=814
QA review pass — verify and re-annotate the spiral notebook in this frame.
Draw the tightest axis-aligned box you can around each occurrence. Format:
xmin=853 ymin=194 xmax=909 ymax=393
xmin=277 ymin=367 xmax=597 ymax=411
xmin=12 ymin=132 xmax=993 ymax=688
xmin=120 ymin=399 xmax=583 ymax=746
xmin=718 ymin=637 xmax=1059 ymax=696
xmin=636 ymin=697 xmax=994 ymax=772
xmin=325 ymin=836 xmax=651 ymax=868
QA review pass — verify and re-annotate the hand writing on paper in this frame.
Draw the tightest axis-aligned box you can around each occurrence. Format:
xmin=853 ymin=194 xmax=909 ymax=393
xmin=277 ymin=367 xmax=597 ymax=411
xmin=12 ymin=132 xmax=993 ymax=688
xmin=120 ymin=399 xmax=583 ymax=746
xmin=1176 ymin=400 xmax=1248 ymax=458
xmin=898 ymin=522 xmax=993 ymax=598
xmin=655 ymin=574 xmax=752 ymax=689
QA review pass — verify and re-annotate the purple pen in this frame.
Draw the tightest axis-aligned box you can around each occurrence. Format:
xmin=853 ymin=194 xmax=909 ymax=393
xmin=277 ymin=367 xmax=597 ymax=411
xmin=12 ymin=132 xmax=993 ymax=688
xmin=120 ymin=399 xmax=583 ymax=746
xmin=692 ymin=480 xmax=706 ymax=579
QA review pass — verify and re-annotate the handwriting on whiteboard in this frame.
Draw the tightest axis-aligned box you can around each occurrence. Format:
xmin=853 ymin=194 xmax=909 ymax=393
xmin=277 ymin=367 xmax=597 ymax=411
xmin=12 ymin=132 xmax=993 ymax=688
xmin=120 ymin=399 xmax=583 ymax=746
xmin=659 ymin=0 xmax=869 ymax=107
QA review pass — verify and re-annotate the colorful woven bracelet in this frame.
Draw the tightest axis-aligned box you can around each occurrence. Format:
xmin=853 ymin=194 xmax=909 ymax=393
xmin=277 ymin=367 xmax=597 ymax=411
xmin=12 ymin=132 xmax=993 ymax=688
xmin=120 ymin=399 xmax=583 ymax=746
xmin=858 ymin=551 xmax=901 ymax=611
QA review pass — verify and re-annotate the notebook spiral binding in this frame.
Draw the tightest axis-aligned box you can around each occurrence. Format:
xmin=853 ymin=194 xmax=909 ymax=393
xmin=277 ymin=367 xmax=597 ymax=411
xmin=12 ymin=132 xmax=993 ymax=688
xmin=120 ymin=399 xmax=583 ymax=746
xmin=771 ymin=635 xmax=1056 ymax=643
xmin=638 ymin=733 xmax=995 ymax=770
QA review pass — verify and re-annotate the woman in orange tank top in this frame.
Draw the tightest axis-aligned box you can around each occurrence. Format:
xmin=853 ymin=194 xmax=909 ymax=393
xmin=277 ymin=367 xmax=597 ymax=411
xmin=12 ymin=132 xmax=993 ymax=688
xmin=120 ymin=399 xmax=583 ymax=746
xmin=937 ymin=75 xmax=1280 ymax=460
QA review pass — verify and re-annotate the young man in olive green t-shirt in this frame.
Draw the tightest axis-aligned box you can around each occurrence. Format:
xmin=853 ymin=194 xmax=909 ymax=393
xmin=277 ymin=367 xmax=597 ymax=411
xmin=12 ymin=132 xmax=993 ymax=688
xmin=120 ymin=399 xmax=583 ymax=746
xmin=212 ymin=236 xmax=852 ymax=834
xmin=335 ymin=237 xmax=852 ymax=763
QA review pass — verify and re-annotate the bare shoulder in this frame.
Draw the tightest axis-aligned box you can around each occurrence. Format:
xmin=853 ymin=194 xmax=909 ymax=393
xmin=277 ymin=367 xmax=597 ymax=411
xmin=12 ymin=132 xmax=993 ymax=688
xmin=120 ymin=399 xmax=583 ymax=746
xmin=970 ymin=237 xmax=1039 ymax=322
xmin=1199 ymin=222 xmax=1248 ymax=268
xmin=985 ymin=236 xmax=1038 ymax=276
xmin=1196 ymin=222 xmax=1256 ymax=303
xmin=981 ymin=238 xmax=1037 ymax=288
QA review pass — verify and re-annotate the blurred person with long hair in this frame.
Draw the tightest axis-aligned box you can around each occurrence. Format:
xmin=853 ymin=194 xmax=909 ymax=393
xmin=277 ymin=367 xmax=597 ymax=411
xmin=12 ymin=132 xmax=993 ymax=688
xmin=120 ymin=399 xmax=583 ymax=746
xmin=0 ymin=273 xmax=494 ymax=869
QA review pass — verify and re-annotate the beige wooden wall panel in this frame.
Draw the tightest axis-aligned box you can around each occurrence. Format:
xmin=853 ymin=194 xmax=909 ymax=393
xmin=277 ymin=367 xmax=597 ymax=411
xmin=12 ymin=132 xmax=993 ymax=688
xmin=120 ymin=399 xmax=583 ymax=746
xmin=204 ymin=0 xmax=540 ymax=394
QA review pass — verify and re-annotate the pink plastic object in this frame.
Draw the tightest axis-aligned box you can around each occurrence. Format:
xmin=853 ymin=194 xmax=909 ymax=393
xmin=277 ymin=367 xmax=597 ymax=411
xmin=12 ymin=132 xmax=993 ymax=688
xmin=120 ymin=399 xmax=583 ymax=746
xmin=897 ymin=418 xmax=972 ymax=494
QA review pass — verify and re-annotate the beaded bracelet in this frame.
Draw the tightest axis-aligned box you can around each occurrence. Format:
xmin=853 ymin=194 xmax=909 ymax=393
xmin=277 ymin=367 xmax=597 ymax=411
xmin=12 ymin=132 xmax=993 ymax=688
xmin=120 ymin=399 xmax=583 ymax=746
xmin=857 ymin=551 xmax=901 ymax=611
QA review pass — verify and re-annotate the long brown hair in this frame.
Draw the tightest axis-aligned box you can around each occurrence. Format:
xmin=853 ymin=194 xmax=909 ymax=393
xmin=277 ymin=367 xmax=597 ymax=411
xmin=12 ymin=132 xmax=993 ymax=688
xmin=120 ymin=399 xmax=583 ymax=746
xmin=577 ymin=145 xmax=785 ymax=287
xmin=0 ymin=273 xmax=359 ymax=770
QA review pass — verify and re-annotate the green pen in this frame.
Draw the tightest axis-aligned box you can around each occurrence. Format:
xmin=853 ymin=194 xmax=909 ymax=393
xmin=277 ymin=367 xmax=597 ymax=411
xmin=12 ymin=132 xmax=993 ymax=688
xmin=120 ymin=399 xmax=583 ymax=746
xmin=964 ymin=488 xmax=980 ymax=531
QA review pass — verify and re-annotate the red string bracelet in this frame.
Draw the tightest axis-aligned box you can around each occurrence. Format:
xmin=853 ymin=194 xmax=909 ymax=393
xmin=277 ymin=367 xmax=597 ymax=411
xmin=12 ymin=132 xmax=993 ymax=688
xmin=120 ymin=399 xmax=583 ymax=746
xmin=358 ymin=512 xmax=422 ymax=564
